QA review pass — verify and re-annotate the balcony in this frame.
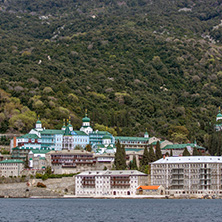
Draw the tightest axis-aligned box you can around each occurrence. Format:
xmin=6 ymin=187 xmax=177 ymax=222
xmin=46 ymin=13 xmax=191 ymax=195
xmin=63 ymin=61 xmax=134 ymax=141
xmin=111 ymin=178 xmax=130 ymax=181
xmin=111 ymin=183 xmax=130 ymax=187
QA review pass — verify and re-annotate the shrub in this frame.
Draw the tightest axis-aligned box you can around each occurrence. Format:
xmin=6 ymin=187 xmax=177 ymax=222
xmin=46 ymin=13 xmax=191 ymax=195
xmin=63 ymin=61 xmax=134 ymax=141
xmin=37 ymin=182 xmax=46 ymax=188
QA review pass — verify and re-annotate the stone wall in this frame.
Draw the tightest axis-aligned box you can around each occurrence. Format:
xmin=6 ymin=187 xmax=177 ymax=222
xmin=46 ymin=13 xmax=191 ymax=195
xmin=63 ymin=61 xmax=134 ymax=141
xmin=0 ymin=177 xmax=75 ymax=198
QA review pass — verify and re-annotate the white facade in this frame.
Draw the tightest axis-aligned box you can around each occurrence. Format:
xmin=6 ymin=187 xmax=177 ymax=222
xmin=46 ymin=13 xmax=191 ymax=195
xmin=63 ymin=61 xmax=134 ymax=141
xmin=80 ymin=126 xmax=93 ymax=135
xmin=151 ymin=156 xmax=222 ymax=195
xmin=75 ymin=170 xmax=147 ymax=197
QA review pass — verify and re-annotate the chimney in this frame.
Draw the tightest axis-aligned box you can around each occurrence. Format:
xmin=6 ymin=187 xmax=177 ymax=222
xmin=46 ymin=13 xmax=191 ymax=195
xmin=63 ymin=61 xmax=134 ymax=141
xmin=163 ymin=155 xmax=166 ymax=159
xmin=13 ymin=137 xmax=16 ymax=148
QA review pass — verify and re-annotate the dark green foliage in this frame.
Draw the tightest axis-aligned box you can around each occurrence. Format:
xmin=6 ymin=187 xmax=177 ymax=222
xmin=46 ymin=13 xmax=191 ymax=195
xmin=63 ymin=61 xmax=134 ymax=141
xmin=0 ymin=136 xmax=10 ymax=145
xmin=141 ymin=145 xmax=149 ymax=166
xmin=183 ymin=147 xmax=191 ymax=156
xmin=155 ymin=141 xmax=162 ymax=160
xmin=149 ymin=144 xmax=156 ymax=162
xmin=208 ymin=131 xmax=222 ymax=156
xmin=165 ymin=152 xmax=170 ymax=157
xmin=129 ymin=155 xmax=138 ymax=170
xmin=193 ymin=147 xmax=199 ymax=156
xmin=170 ymin=149 xmax=173 ymax=157
xmin=24 ymin=155 xmax=29 ymax=169
xmin=114 ymin=140 xmax=126 ymax=170
xmin=85 ymin=144 xmax=92 ymax=152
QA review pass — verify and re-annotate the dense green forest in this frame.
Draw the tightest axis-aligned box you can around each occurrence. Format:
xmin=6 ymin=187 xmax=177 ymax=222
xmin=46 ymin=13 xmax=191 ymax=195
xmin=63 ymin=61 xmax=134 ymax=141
xmin=1 ymin=0 xmax=222 ymax=149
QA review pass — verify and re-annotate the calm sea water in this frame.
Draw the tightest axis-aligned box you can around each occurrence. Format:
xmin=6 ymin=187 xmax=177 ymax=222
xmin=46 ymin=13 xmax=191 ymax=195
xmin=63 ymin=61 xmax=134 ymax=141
xmin=0 ymin=198 xmax=221 ymax=222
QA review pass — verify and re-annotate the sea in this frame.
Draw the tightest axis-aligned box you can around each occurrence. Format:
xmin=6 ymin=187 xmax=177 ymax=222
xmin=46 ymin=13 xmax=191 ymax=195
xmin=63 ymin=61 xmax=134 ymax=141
xmin=0 ymin=198 xmax=221 ymax=222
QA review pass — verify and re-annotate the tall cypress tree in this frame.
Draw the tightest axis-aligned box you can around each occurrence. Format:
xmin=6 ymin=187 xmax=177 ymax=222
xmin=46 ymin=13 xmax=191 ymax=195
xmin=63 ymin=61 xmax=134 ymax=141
xmin=170 ymin=149 xmax=173 ymax=157
xmin=114 ymin=140 xmax=126 ymax=170
xmin=130 ymin=155 xmax=138 ymax=170
xmin=155 ymin=141 xmax=162 ymax=160
xmin=141 ymin=145 xmax=149 ymax=166
xmin=193 ymin=147 xmax=199 ymax=156
xmin=183 ymin=147 xmax=191 ymax=156
xmin=149 ymin=144 xmax=156 ymax=162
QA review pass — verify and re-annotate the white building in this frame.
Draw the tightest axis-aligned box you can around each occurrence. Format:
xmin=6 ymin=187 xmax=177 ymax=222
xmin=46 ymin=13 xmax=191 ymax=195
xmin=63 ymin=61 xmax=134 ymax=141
xmin=75 ymin=170 xmax=147 ymax=197
xmin=151 ymin=156 xmax=222 ymax=195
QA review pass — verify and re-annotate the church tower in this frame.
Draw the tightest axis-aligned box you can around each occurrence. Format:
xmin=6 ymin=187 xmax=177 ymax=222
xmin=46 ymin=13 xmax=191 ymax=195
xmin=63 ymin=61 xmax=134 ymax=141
xmin=35 ymin=116 xmax=43 ymax=131
xmin=80 ymin=110 xmax=93 ymax=134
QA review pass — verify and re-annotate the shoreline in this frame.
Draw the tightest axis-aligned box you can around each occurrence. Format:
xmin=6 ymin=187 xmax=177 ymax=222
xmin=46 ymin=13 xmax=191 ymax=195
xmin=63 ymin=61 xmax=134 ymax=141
xmin=1 ymin=195 xmax=220 ymax=199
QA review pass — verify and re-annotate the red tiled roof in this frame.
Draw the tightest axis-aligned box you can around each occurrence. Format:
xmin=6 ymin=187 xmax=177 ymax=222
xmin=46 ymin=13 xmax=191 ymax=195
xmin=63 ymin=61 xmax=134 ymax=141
xmin=137 ymin=185 xmax=160 ymax=190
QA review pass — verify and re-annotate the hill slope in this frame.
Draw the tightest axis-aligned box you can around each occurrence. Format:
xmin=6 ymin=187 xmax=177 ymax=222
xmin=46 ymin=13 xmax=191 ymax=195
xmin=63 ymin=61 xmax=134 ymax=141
xmin=1 ymin=0 xmax=222 ymax=146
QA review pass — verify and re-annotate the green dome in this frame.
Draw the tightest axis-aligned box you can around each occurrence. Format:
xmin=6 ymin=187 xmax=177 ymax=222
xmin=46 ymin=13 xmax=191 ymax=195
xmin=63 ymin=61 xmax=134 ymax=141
xmin=82 ymin=116 xmax=90 ymax=122
xmin=217 ymin=112 xmax=222 ymax=117
xmin=36 ymin=120 xmax=41 ymax=124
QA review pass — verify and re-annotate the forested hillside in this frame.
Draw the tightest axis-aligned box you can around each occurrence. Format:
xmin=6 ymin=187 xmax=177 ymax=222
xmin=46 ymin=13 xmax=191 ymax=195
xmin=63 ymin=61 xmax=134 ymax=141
xmin=1 ymin=0 xmax=222 ymax=148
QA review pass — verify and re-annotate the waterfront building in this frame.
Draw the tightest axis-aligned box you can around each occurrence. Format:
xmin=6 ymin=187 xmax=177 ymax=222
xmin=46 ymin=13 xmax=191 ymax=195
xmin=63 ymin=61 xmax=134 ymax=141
xmin=136 ymin=185 xmax=165 ymax=195
xmin=151 ymin=156 xmax=222 ymax=195
xmin=75 ymin=170 xmax=147 ymax=197
xmin=0 ymin=159 xmax=24 ymax=177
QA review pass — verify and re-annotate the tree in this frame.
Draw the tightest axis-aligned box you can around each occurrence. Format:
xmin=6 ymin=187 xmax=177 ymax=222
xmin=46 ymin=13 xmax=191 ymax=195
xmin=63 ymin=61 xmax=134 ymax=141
xmin=183 ymin=147 xmax=191 ymax=156
xmin=193 ymin=147 xmax=199 ymax=156
xmin=85 ymin=144 xmax=92 ymax=152
xmin=129 ymin=155 xmax=138 ymax=170
xmin=114 ymin=140 xmax=126 ymax=170
xmin=75 ymin=145 xmax=83 ymax=150
xmin=149 ymin=144 xmax=156 ymax=162
xmin=141 ymin=145 xmax=149 ymax=166
xmin=165 ymin=152 xmax=170 ymax=157
xmin=24 ymin=155 xmax=29 ymax=169
xmin=155 ymin=141 xmax=162 ymax=160
xmin=170 ymin=149 xmax=173 ymax=157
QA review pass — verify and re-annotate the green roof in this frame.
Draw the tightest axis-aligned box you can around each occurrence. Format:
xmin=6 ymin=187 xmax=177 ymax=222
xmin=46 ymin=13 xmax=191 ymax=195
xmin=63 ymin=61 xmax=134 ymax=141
xmin=0 ymin=159 xmax=24 ymax=164
xmin=97 ymin=144 xmax=105 ymax=148
xmin=74 ymin=131 xmax=88 ymax=136
xmin=31 ymin=150 xmax=51 ymax=154
xmin=162 ymin=143 xmax=206 ymax=150
xmin=151 ymin=141 xmax=163 ymax=145
xmin=64 ymin=126 xmax=72 ymax=136
xmin=125 ymin=148 xmax=143 ymax=152
xmin=103 ymin=134 xmax=112 ymax=139
xmin=41 ymin=129 xmax=64 ymax=135
xmin=115 ymin=136 xmax=149 ymax=142
xmin=90 ymin=131 xmax=112 ymax=136
xmin=17 ymin=134 xmax=40 ymax=139
xmin=36 ymin=120 xmax=41 ymax=124
xmin=39 ymin=157 xmax=46 ymax=160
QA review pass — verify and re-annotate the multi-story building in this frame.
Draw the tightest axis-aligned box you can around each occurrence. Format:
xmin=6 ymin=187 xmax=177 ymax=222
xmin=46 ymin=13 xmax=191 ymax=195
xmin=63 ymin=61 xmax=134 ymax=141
xmin=151 ymin=156 xmax=222 ymax=195
xmin=161 ymin=142 xmax=206 ymax=156
xmin=75 ymin=170 xmax=147 ymax=197
xmin=0 ymin=159 xmax=24 ymax=177
xmin=11 ymin=146 xmax=51 ymax=160
xmin=46 ymin=150 xmax=98 ymax=174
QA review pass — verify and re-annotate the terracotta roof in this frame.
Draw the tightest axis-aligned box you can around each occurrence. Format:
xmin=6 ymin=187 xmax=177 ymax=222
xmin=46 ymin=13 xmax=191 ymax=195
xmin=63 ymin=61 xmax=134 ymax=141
xmin=137 ymin=185 xmax=160 ymax=190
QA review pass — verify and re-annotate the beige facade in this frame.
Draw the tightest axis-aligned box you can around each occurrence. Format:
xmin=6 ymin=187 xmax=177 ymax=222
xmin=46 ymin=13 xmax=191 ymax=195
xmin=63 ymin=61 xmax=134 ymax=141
xmin=0 ymin=159 xmax=24 ymax=177
xmin=46 ymin=150 xmax=114 ymax=174
xmin=151 ymin=156 xmax=222 ymax=195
